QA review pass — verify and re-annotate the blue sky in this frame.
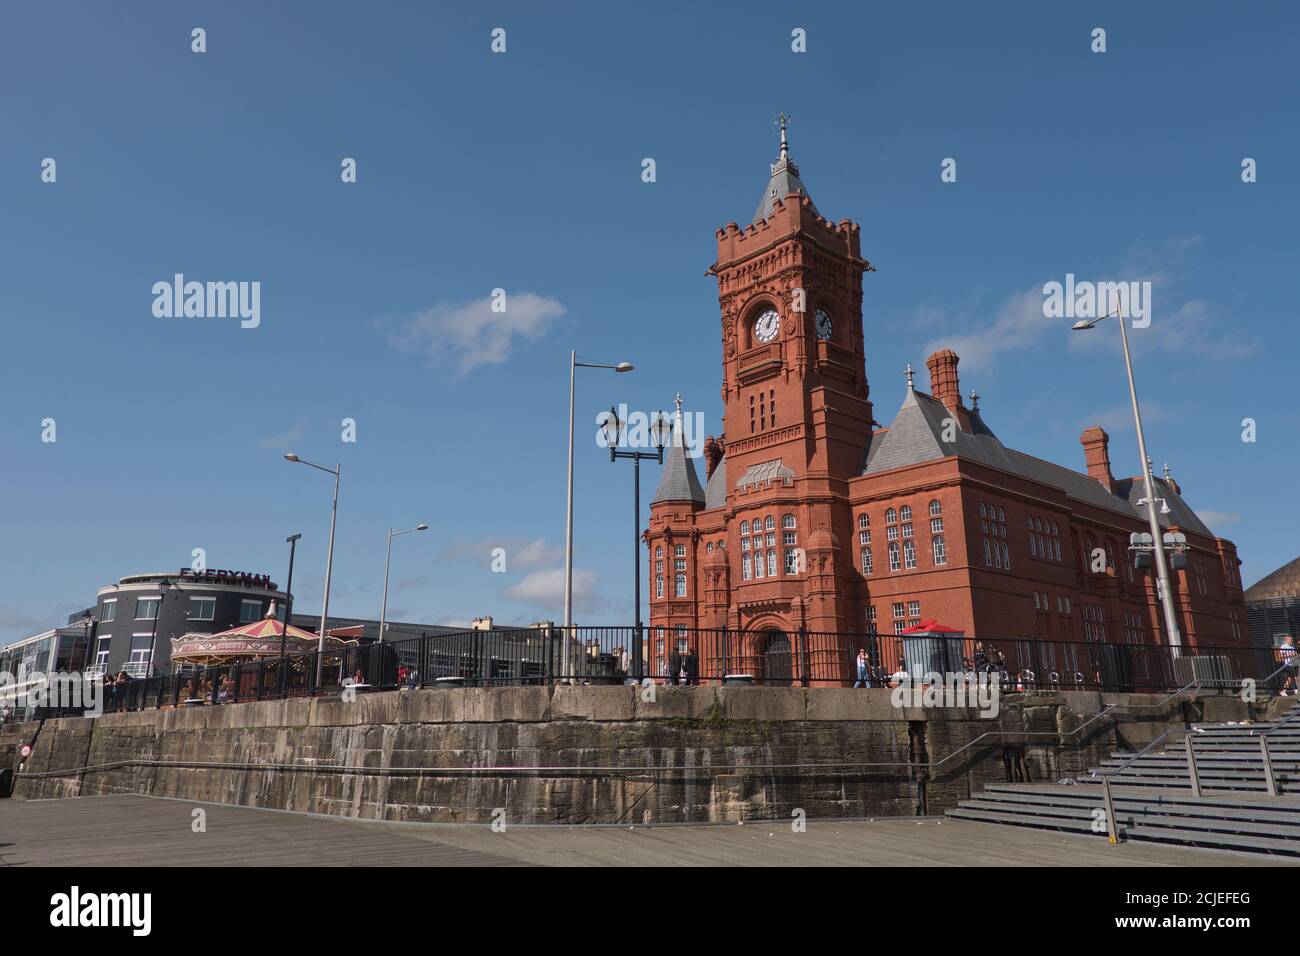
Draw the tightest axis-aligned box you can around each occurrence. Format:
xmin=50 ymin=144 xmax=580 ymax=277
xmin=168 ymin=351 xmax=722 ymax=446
xmin=2 ymin=1 xmax=1296 ymax=643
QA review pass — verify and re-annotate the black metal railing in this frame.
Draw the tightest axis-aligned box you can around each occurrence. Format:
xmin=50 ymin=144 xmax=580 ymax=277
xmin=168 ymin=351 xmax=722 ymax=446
xmin=1 ymin=627 xmax=1276 ymax=719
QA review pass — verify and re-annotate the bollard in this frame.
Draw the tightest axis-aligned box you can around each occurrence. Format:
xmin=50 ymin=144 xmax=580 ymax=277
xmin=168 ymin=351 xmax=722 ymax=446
xmin=1185 ymin=734 xmax=1201 ymax=798
xmin=1101 ymin=776 xmax=1120 ymax=844
xmin=1261 ymin=736 xmax=1277 ymax=797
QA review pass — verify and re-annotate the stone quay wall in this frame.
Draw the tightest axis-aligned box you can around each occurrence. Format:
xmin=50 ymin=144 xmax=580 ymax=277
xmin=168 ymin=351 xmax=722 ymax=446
xmin=7 ymin=686 xmax=1282 ymax=825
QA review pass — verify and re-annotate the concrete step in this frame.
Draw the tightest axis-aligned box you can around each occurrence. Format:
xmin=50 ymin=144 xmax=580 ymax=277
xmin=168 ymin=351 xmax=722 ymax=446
xmin=949 ymin=786 xmax=1300 ymax=855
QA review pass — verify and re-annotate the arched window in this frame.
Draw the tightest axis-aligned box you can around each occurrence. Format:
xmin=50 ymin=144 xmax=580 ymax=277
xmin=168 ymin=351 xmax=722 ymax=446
xmin=785 ymin=548 xmax=799 ymax=574
xmin=655 ymin=575 xmax=664 ymax=598
xmin=979 ymin=502 xmax=987 ymax=518
xmin=886 ymin=507 xmax=897 ymax=524
xmin=858 ymin=513 xmax=870 ymax=529
xmin=929 ymin=499 xmax=942 ymax=516
xmin=861 ymin=547 xmax=873 ymax=575
xmin=674 ymin=544 xmax=686 ymax=558
xmin=706 ymin=542 xmax=714 ymax=554
xmin=754 ymin=551 xmax=765 ymax=578
xmin=900 ymin=505 xmax=913 ymax=522
xmin=1002 ymin=541 xmax=1010 ymax=570
xmin=764 ymin=516 xmax=775 ymax=531
xmin=1034 ymin=517 xmax=1043 ymax=532
xmin=740 ymin=521 xmax=750 ymax=535
xmin=997 ymin=507 xmax=1006 ymax=523
xmin=767 ymin=549 xmax=777 ymax=577
xmin=742 ymin=552 xmax=752 ymax=580
xmin=933 ymin=536 xmax=947 ymax=565
xmin=655 ymin=546 xmax=663 ymax=558
xmin=675 ymin=573 xmax=687 ymax=597
xmin=888 ymin=541 xmax=901 ymax=572
xmin=782 ymin=514 xmax=796 ymax=529
xmin=903 ymin=538 xmax=917 ymax=569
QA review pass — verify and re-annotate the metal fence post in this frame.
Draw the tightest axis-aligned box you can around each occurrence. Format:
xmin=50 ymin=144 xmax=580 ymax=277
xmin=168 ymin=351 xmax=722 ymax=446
xmin=1101 ymin=776 xmax=1121 ymax=844
xmin=1260 ymin=736 xmax=1277 ymax=797
xmin=1185 ymin=734 xmax=1201 ymax=797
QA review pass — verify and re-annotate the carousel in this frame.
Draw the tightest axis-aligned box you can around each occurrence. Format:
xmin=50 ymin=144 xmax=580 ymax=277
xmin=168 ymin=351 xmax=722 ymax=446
xmin=170 ymin=602 xmax=357 ymax=699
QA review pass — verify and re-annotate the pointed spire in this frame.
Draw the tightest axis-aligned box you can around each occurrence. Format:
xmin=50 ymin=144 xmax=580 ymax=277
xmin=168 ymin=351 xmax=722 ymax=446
xmin=753 ymin=114 xmax=818 ymax=224
xmin=652 ymin=394 xmax=705 ymax=505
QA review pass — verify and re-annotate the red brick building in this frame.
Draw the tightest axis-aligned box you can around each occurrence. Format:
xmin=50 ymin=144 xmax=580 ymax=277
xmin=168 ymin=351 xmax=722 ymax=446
xmin=645 ymin=123 xmax=1248 ymax=681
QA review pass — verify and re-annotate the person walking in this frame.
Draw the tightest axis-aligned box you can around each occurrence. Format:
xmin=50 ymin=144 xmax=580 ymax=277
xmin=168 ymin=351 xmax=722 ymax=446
xmin=853 ymin=649 xmax=871 ymax=688
xmin=1279 ymin=635 xmax=1298 ymax=696
xmin=667 ymin=645 xmax=682 ymax=686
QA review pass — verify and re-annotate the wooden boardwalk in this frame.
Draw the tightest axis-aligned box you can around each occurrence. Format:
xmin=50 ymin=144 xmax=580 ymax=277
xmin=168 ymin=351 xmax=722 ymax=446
xmin=0 ymin=794 xmax=1290 ymax=867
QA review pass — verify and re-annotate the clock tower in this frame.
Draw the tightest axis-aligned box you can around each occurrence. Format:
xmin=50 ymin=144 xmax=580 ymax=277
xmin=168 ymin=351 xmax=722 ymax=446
xmin=711 ymin=118 xmax=874 ymax=490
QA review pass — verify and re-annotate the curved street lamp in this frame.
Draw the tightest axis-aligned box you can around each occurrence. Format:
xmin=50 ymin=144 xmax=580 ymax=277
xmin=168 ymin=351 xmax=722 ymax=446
xmin=285 ymin=454 xmax=342 ymax=682
xmin=379 ymin=523 xmax=430 ymax=646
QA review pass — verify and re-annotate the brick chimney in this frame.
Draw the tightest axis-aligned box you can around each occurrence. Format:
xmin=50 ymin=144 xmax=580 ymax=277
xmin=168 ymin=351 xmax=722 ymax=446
xmin=926 ymin=349 xmax=963 ymax=410
xmin=1080 ymin=427 xmax=1116 ymax=492
xmin=703 ymin=435 xmax=724 ymax=480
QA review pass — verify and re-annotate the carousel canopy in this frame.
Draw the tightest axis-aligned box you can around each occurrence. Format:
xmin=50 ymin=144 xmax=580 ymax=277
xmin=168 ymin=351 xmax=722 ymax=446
xmin=170 ymin=601 xmax=354 ymax=665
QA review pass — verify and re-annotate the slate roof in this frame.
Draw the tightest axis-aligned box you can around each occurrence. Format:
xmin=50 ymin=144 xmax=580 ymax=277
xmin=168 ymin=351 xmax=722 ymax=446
xmin=704 ymin=456 xmax=727 ymax=509
xmin=864 ymin=387 xmax=1216 ymax=537
xmin=754 ymin=155 xmax=817 ymax=224
xmin=651 ymin=421 xmax=705 ymax=505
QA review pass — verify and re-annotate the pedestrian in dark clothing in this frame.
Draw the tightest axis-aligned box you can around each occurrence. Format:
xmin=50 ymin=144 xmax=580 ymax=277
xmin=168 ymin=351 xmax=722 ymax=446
xmin=667 ymin=647 xmax=682 ymax=685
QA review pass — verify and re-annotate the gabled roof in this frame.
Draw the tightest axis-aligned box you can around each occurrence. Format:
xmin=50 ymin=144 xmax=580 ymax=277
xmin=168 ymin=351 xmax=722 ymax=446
xmin=864 ymin=387 xmax=1215 ymax=537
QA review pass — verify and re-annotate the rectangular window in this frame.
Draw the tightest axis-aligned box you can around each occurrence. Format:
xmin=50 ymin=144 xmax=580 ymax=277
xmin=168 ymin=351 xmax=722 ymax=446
xmin=932 ymin=536 xmax=946 ymax=565
xmin=189 ymin=597 xmax=216 ymax=621
xmin=126 ymin=633 xmax=155 ymax=678
xmin=903 ymin=539 xmax=917 ymax=569
xmin=239 ymin=599 xmax=263 ymax=624
xmin=674 ymin=559 xmax=685 ymax=572
xmin=742 ymin=553 xmax=752 ymax=580
xmin=655 ymin=576 xmax=664 ymax=598
xmin=861 ymin=548 xmax=872 ymax=575
xmin=675 ymin=574 xmax=686 ymax=597
xmin=888 ymin=542 xmax=901 ymax=572
xmin=892 ymin=603 xmax=905 ymax=619
xmin=907 ymin=600 xmax=921 ymax=618
xmin=134 ymin=597 xmax=160 ymax=621
xmin=767 ymin=550 xmax=777 ymax=577
xmin=100 ymin=600 xmax=117 ymax=624
xmin=930 ymin=517 xmax=943 ymax=534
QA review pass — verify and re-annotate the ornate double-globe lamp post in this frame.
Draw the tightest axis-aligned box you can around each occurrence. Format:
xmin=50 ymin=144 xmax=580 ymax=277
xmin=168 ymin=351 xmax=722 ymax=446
xmin=601 ymin=406 xmax=671 ymax=682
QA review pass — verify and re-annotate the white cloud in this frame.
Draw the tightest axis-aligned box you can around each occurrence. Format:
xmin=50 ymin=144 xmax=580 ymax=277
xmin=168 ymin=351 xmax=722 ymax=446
xmin=501 ymin=567 xmax=599 ymax=610
xmin=1196 ymin=510 xmax=1241 ymax=528
xmin=1079 ymin=402 xmax=1172 ymax=434
xmin=259 ymin=423 xmax=304 ymax=450
xmin=919 ymin=288 xmax=1047 ymax=374
xmin=388 ymin=291 xmax=565 ymax=374
xmin=439 ymin=537 xmax=559 ymax=571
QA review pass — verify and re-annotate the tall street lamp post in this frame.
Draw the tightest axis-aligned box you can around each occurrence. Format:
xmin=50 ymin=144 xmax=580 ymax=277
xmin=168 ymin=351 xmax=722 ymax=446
xmin=284 ymin=454 xmax=341 ymax=682
xmin=146 ymin=577 xmax=171 ymax=679
xmin=279 ymin=532 xmax=302 ymax=693
xmin=379 ymin=523 xmax=429 ymax=646
xmin=1072 ymin=302 xmax=1183 ymax=649
xmin=563 ymin=353 xmax=633 ymax=679
xmin=602 ymin=405 xmax=670 ymax=682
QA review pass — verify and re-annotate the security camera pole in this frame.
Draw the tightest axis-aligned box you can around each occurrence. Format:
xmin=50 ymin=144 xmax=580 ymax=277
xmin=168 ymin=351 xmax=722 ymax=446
xmin=1072 ymin=300 xmax=1182 ymax=649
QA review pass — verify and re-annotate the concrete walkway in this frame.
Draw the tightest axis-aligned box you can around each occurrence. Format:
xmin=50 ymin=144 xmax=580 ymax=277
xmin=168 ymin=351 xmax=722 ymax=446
xmin=1 ymin=794 xmax=1290 ymax=866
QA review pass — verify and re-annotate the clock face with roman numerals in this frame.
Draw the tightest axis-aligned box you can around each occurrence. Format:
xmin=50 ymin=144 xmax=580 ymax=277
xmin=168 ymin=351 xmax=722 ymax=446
xmin=815 ymin=308 xmax=833 ymax=341
xmin=754 ymin=308 xmax=780 ymax=344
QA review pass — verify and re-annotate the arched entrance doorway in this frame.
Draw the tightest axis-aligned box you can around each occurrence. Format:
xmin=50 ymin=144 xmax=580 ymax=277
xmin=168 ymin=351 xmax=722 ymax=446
xmin=761 ymin=629 xmax=793 ymax=686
